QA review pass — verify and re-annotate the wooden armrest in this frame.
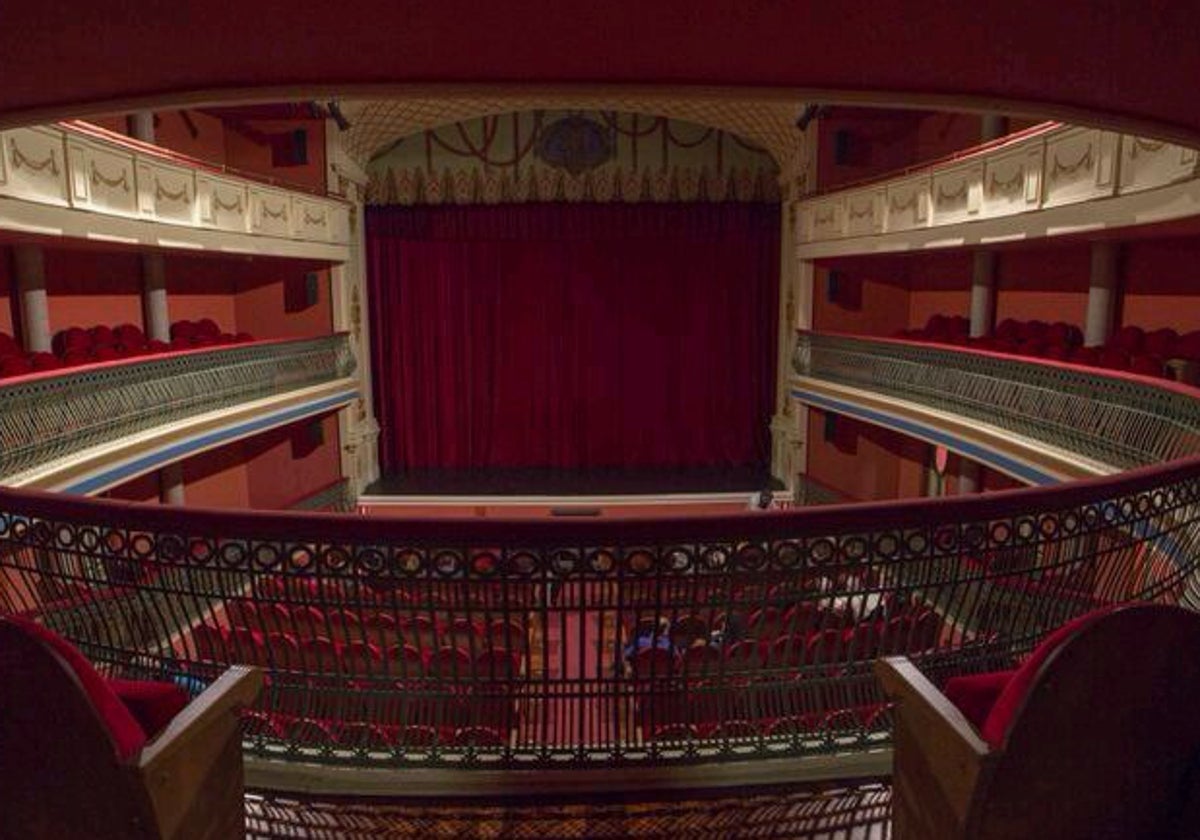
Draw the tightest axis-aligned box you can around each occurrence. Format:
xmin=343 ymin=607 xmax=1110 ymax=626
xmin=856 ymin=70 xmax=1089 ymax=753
xmin=875 ymin=656 xmax=995 ymax=838
xmin=137 ymin=665 xmax=263 ymax=772
xmin=875 ymin=656 xmax=992 ymax=759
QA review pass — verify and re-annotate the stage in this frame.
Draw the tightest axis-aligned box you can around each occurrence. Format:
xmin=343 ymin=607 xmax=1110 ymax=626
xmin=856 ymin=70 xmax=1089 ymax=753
xmin=358 ymin=465 xmax=787 ymax=518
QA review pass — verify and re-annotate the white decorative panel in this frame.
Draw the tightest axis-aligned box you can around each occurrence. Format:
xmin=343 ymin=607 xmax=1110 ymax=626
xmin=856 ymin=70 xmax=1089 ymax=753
xmin=196 ymin=174 xmax=250 ymax=233
xmin=329 ymin=204 xmax=351 ymax=245
xmin=293 ymin=196 xmax=332 ymax=241
xmin=1118 ymin=136 xmax=1199 ymax=195
xmin=67 ymin=138 xmax=137 ymax=216
xmin=808 ymin=198 xmax=844 ymax=240
xmin=1 ymin=126 xmax=69 ymax=206
xmin=982 ymin=143 xmax=1043 ymax=217
xmin=884 ymin=176 xmax=929 ymax=232
xmin=137 ymin=159 xmax=196 ymax=224
xmin=844 ymin=188 xmax=884 ymax=237
xmin=250 ymin=186 xmax=292 ymax=237
xmin=1042 ymin=128 xmax=1112 ymax=207
xmin=931 ymin=162 xmax=983 ymax=225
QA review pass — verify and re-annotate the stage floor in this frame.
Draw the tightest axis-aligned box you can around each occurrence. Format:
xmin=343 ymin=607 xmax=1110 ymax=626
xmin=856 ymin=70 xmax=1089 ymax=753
xmin=363 ymin=465 xmax=783 ymax=497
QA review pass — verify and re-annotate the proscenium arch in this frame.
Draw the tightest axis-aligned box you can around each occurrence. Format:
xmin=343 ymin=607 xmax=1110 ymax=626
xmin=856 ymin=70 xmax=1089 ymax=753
xmin=1 ymin=2 xmax=1199 ymax=147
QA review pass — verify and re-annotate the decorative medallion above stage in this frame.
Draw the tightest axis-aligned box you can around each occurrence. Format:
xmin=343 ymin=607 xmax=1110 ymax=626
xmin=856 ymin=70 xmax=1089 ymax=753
xmin=366 ymin=110 xmax=781 ymax=205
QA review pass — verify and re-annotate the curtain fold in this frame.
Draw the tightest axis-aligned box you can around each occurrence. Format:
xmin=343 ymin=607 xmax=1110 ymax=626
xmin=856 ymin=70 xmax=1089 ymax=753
xmin=367 ymin=202 xmax=779 ymax=472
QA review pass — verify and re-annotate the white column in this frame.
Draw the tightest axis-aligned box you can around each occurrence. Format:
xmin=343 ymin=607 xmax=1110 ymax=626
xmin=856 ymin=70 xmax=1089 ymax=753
xmin=13 ymin=245 xmax=50 ymax=353
xmin=980 ymin=115 xmax=1009 ymax=143
xmin=141 ymin=253 xmax=170 ymax=342
xmin=159 ymin=462 xmax=185 ymax=505
xmin=1085 ymin=241 xmax=1119 ymax=347
xmin=958 ymin=458 xmax=981 ymax=495
xmin=131 ymin=112 xmax=155 ymax=144
xmin=969 ymin=250 xmax=996 ymax=338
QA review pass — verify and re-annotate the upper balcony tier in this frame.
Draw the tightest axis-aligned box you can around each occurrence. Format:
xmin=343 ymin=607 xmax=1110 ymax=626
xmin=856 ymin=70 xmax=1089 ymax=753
xmin=0 ymin=121 xmax=352 ymax=262
xmin=797 ymin=123 xmax=1200 ymax=259
xmin=0 ymin=333 xmax=358 ymax=493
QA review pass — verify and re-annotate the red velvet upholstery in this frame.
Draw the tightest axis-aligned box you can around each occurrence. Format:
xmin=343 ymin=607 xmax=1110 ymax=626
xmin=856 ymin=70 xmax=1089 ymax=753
xmin=979 ymin=607 xmax=1116 ymax=747
xmin=943 ymin=669 xmax=1016 ymax=731
xmin=5 ymin=618 xmax=146 ymax=760
xmin=107 ymin=678 xmax=190 ymax=738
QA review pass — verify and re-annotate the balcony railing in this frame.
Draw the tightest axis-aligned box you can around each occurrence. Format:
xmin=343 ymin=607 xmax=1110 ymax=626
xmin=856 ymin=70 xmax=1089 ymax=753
xmin=0 ymin=448 xmax=1196 ymax=770
xmin=793 ymin=331 xmax=1200 ymax=470
xmin=0 ymin=334 xmax=356 ymax=482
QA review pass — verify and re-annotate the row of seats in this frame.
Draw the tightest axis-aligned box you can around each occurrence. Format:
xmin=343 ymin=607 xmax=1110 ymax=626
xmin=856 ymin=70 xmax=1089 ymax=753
xmin=194 ymin=622 xmax=524 ymax=678
xmin=0 ymin=319 xmax=255 ymax=380
xmin=243 ymin=711 xmax=511 ymax=748
xmin=628 ymin=610 xmax=943 ymax=677
xmin=897 ymin=315 xmax=1200 ymax=379
xmin=647 ymin=703 xmax=891 ymax=743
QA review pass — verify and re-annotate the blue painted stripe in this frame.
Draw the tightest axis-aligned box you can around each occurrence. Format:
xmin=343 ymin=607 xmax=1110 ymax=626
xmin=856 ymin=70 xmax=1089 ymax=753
xmin=791 ymin=388 xmax=1060 ymax=486
xmin=63 ymin=390 xmax=358 ymax=495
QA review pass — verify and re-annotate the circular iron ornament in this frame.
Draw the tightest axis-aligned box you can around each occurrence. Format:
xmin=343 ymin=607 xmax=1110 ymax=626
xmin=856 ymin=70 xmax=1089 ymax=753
xmin=626 ymin=549 xmax=656 ymax=575
xmin=30 ymin=520 xmax=52 ymax=546
xmin=1102 ymin=502 xmax=1120 ymax=524
xmin=735 ymin=543 xmax=767 ymax=570
xmin=1060 ymin=512 xmax=1080 ymax=535
xmin=1038 ymin=515 xmax=1059 ymax=539
xmin=1082 ymin=505 xmax=1101 ymax=529
xmin=356 ymin=547 xmax=387 ymax=575
xmin=289 ymin=545 xmax=317 ymax=572
xmin=1120 ymin=498 xmax=1136 ymax=519
xmin=102 ymin=528 xmax=126 ymax=555
xmin=841 ymin=535 xmax=870 ymax=563
xmin=470 ymin=551 xmax=497 ymax=575
xmin=962 ymin=524 xmax=987 ymax=551
xmin=187 ymin=538 xmax=215 ymax=565
xmin=905 ymin=531 xmax=930 ymax=557
xmin=322 ymin=545 xmax=353 ymax=572
xmin=873 ymin=533 xmax=901 ymax=561
xmin=701 ymin=546 xmax=729 ymax=571
xmin=220 ymin=541 xmax=248 ymax=568
xmin=1015 ymin=517 xmax=1037 ymax=543
xmin=433 ymin=550 xmax=462 ymax=577
xmin=588 ymin=549 xmax=615 ymax=574
xmin=551 ymin=549 xmax=579 ymax=576
xmin=989 ymin=522 xmax=1012 ymax=545
xmin=394 ymin=548 xmax=423 ymax=575
xmin=130 ymin=533 xmax=155 ymax=559
xmin=509 ymin=551 xmax=538 ymax=577
xmin=157 ymin=535 xmax=184 ymax=561
xmin=77 ymin=526 xmax=103 ymax=556
xmin=253 ymin=543 xmax=282 ymax=570
xmin=666 ymin=547 xmax=693 ymax=572
xmin=10 ymin=518 xmax=27 ymax=540
xmin=932 ymin=527 xmax=958 ymax=554
xmin=776 ymin=541 xmax=803 ymax=568
xmin=55 ymin=524 xmax=76 ymax=548
xmin=810 ymin=538 xmax=837 ymax=566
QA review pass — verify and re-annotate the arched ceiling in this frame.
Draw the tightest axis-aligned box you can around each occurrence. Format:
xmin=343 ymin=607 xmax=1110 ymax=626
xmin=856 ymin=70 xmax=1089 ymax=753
xmin=337 ymin=94 xmax=805 ymax=165
xmin=1 ymin=3 xmax=1198 ymax=147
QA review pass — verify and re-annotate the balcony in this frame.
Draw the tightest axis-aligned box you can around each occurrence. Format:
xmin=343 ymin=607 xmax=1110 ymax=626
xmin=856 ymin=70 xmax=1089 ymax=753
xmin=0 ymin=333 xmax=358 ymax=492
xmin=792 ymin=331 xmax=1200 ymax=483
xmin=0 ymin=121 xmax=352 ymax=261
xmin=0 ymin=331 xmax=1197 ymax=792
xmin=797 ymin=124 xmax=1200 ymax=258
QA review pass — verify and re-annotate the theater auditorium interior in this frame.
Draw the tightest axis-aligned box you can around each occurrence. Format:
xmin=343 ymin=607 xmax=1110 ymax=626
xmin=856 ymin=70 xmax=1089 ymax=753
xmin=2 ymin=4 xmax=1200 ymax=838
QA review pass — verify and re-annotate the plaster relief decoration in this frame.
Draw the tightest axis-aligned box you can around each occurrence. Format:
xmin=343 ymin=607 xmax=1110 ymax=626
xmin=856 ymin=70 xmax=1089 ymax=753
xmin=366 ymin=110 xmax=780 ymax=205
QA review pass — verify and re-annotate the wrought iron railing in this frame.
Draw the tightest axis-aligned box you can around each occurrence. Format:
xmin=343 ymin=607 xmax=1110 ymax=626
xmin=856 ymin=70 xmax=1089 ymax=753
xmin=0 ymin=334 xmax=356 ymax=481
xmin=793 ymin=331 xmax=1200 ymax=469
xmin=1 ymin=452 xmax=1197 ymax=768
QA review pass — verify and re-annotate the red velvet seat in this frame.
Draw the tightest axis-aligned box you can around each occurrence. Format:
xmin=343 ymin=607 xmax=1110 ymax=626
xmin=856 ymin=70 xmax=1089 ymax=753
xmin=0 ymin=618 xmax=261 ymax=839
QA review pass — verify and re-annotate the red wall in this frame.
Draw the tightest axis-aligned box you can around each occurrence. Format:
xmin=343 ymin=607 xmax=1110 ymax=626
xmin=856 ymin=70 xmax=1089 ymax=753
xmin=1120 ymin=237 xmax=1200 ymax=333
xmin=223 ymin=118 xmax=327 ymax=192
xmin=0 ymin=249 xmax=14 ymax=337
xmin=183 ymin=444 xmax=251 ymax=509
xmin=993 ymin=243 xmax=1091 ymax=327
xmin=806 ymin=408 xmax=928 ymax=501
xmin=43 ymin=248 xmax=143 ymax=334
xmin=103 ymin=472 xmax=160 ymax=503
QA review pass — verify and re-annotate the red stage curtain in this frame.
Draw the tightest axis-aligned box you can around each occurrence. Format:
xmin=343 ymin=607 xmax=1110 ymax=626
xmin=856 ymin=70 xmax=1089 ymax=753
xmin=366 ymin=203 xmax=779 ymax=472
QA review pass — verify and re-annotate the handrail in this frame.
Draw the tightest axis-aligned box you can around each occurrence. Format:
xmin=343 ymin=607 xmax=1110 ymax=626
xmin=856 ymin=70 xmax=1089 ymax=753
xmin=793 ymin=331 xmax=1200 ymax=470
xmin=0 ymin=334 xmax=356 ymax=481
